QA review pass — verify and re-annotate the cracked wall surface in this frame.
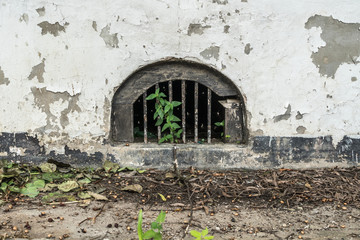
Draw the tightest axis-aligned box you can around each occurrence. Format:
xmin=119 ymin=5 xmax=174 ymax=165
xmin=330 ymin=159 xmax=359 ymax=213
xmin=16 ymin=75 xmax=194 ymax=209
xmin=0 ymin=0 xmax=359 ymax=168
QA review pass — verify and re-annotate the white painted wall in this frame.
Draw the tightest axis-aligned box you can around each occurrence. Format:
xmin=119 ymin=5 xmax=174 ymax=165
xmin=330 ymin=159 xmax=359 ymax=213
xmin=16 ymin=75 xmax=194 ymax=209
xmin=0 ymin=0 xmax=359 ymax=153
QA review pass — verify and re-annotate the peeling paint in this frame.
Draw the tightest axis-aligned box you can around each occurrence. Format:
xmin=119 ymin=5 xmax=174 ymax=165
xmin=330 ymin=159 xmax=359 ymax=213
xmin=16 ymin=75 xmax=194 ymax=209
xmin=200 ymin=46 xmax=220 ymax=60
xmin=36 ymin=7 xmax=45 ymax=16
xmin=187 ymin=24 xmax=211 ymax=36
xmin=223 ymin=25 xmax=230 ymax=33
xmin=92 ymin=21 xmax=97 ymax=31
xmin=38 ymin=21 xmax=69 ymax=36
xmin=212 ymin=0 xmax=228 ymax=5
xmin=28 ymin=59 xmax=45 ymax=83
xmin=305 ymin=15 xmax=360 ymax=78
xmin=296 ymin=111 xmax=304 ymax=120
xmin=244 ymin=43 xmax=252 ymax=55
xmin=0 ymin=67 xmax=10 ymax=85
xmin=296 ymin=126 xmax=306 ymax=134
xmin=100 ymin=24 xmax=119 ymax=48
xmin=273 ymin=104 xmax=291 ymax=122
xmin=19 ymin=13 xmax=29 ymax=24
xmin=31 ymin=87 xmax=81 ymax=130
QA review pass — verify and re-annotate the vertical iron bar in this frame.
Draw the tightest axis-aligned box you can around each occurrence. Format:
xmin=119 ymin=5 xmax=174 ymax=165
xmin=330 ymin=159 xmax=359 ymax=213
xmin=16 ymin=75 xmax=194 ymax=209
xmin=168 ymin=80 xmax=173 ymax=102
xmin=181 ymin=80 xmax=186 ymax=143
xmin=207 ymin=88 xmax=211 ymax=143
xmin=194 ymin=82 xmax=198 ymax=143
xmin=143 ymin=92 xmax=148 ymax=143
xmin=156 ymin=83 xmax=161 ymax=141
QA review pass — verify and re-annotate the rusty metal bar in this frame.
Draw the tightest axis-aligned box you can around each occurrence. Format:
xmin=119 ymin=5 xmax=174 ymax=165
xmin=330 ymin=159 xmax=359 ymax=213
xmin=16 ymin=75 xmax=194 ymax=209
xmin=207 ymin=88 xmax=211 ymax=143
xmin=181 ymin=80 xmax=186 ymax=143
xmin=168 ymin=80 xmax=173 ymax=102
xmin=156 ymin=83 xmax=161 ymax=141
xmin=143 ymin=92 xmax=148 ymax=143
xmin=194 ymin=82 xmax=198 ymax=143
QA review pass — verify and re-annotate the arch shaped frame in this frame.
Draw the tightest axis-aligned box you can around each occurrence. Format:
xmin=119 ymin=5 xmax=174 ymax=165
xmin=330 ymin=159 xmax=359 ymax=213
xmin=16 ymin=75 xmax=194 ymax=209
xmin=111 ymin=59 xmax=248 ymax=142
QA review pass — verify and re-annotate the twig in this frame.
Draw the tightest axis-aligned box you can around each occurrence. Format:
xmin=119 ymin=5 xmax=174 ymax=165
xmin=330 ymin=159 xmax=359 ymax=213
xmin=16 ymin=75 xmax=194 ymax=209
xmin=93 ymin=202 xmax=107 ymax=223
xmin=78 ymin=217 xmax=92 ymax=226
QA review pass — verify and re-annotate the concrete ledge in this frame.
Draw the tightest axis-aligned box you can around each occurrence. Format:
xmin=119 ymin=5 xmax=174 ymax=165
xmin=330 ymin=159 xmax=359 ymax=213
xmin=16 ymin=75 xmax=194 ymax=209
xmin=1 ymin=132 xmax=359 ymax=169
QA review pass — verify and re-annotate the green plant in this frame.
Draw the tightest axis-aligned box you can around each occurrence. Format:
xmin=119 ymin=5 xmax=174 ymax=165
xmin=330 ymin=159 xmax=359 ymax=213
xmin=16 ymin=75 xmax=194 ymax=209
xmin=190 ymin=227 xmax=214 ymax=240
xmin=138 ymin=209 xmax=166 ymax=240
xmin=146 ymin=88 xmax=182 ymax=143
xmin=214 ymin=120 xmax=230 ymax=139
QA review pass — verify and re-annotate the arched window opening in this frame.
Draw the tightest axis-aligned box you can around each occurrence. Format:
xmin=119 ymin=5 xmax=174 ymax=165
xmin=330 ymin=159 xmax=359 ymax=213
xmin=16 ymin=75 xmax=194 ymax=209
xmin=111 ymin=60 xmax=247 ymax=144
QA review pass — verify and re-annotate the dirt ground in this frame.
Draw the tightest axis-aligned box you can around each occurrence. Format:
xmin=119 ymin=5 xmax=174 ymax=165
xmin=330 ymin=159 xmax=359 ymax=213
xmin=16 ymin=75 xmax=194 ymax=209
xmin=1 ymin=166 xmax=360 ymax=239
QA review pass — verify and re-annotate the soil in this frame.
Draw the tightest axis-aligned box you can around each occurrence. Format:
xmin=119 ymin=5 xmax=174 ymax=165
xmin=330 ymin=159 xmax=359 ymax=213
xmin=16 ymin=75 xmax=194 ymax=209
xmin=1 ymin=167 xmax=360 ymax=239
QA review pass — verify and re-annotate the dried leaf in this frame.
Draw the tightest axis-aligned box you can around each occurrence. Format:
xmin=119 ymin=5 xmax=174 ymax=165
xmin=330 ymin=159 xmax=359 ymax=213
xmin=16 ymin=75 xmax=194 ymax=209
xmin=58 ymin=180 xmax=79 ymax=192
xmin=305 ymin=183 xmax=312 ymax=189
xmin=78 ymin=191 xmax=92 ymax=199
xmin=121 ymin=184 xmax=143 ymax=193
xmin=39 ymin=163 xmax=57 ymax=173
xmin=88 ymin=191 xmax=108 ymax=201
xmin=158 ymin=193 xmax=166 ymax=201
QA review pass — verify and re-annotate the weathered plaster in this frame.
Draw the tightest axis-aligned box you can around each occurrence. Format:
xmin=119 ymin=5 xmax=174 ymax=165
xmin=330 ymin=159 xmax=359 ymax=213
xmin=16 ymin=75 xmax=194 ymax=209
xmin=38 ymin=21 xmax=69 ymax=36
xmin=305 ymin=15 xmax=360 ymax=78
xmin=28 ymin=59 xmax=45 ymax=83
xmin=0 ymin=67 xmax=10 ymax=85
xmin=0 ymin=0 xmax=359 ymax=169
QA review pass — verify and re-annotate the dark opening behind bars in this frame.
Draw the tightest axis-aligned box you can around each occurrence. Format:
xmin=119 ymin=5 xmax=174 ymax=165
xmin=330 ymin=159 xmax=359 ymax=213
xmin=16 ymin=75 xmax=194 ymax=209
xmin=133 ymin=80 xmax=243 ymax=143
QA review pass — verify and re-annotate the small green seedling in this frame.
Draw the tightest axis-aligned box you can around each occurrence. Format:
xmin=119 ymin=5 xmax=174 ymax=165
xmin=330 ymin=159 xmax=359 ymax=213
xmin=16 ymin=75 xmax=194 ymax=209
xmin=138 ymin=209 xmax=166 ymax=240
xmin=190 ymin=227 xmax=214 ymax=240
xmin=146 ymin=88 xmax=182 ymax=143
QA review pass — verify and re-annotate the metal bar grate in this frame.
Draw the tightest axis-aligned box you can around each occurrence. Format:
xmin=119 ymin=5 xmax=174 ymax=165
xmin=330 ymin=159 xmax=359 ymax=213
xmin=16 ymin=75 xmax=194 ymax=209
xmin=194 ymin=82 xmax=198 ymax=143
xmin=156 ymin=83 xmax=161 ymax=141
xmin=207 ymin=88 xmax=211 ymax=143
xmin=143 ymin=92 xmax=148 ymax=143
xmin=181 ymin=80 xmax=186 ymax=143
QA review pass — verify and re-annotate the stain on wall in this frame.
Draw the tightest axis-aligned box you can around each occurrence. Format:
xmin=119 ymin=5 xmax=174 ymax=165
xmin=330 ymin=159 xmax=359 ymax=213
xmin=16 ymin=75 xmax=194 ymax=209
xmin=31 ymin=87 xmax=81 ymax=130
xmin=36 ymin=7 xmax=45 ymax=16
xmin=351 ymin=77 xmax=357 ymax=82
xmin=19 ymin=13 xmax=29 ymax=24
xmin=187 ymin=24 xmax=211 ymax=36
xmin=212 ymin=0 xmax=228 ymax=5
xmin=305 ymin=15 xmax=360 ymax=78
xmin=92 ymin=21 xmax=97 ymax=32
xmin=200 ymin=46 xmax=220 ymax=60
xmin=28 ymin=59 xmax=45 ymax=83
xmin=273 ymin=104 xmax=291 ymax=122
xmin=38 ymin=21 xmax=69 ymax=36
xmin=296 ymin=126 xmax=306 ymax=134
xmin=0 ymin=67 xmax=10 ymax=85
xmin=100 ymin=24 xmax=119 ymax=48
xmin=244 ymin=43 xmax=252 ymax=55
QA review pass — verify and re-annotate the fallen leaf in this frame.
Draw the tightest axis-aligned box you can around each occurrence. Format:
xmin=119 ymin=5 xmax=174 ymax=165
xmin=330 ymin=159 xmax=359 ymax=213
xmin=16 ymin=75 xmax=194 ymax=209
xmin=39 ymin=163 xmax=57 ymax=173
xmin=305 ymin=183 xmax=312 ymax=189
xmin=165 ymin=172 xmax=175 ymax=179
xmin=121 ymin=184 xmax=143 ymax=193
xmin=158 ymin=193 xmax=167 ymax=201
xmin=88 ymin=191 xmax=108 ymax=201
xmin=78 ymin=191 xmax=92 ymax=199
xmin=58 ymin=180 xmax=79 ymax=192
xmin=103 ymin=160 xmax=120 ymax=173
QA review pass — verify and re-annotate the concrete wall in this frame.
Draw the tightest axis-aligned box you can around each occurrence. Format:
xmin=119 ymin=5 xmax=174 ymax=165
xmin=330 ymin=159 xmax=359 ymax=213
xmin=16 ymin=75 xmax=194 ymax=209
xmin=0 ymin=0 xmax=359 ymax=168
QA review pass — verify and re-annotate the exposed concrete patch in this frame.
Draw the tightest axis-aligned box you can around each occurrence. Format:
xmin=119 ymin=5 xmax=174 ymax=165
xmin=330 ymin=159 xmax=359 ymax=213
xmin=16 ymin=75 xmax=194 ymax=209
xmin=36 ymin=7 xmax=45 ymax=16
xmin=37 ymin=21 xmax=69 ymax=37
xmin=28 ymin=59 xmax=45 ymax=83
xmin=223 ymin=25 xmax=230 ymax=33
xmin=253 ymin=129 xmax=264 ymax=136
xmin=296 ymin=111 xmax=304 ymax=120
xmin=273 ymin=104 xmax=291 ymax=122
xmin=31 ymin=87 xmax=81 ymax=130
xmin=244 ymin=43 xmax=253 ymax=55
xmin=200 ymin=46 xmax=220 ymax=60
xmin=351 ymin=76 xmax=357 ymax=82
xmin=92 ymin=21 xmax=97 ymax=32
xmin=19 ymin=13 xmax=29 ymax=24
xmin=187 ymin=24 xmax=211 ymax=36
xmin=305 ymin=15 xmax=360 ymax=78
xmin=212 ymin=0 xmax=228 ymax=5
xmin=296 ymin=126 xmax=306 ymax=134
xmin=102 ymin=97 xmax=111 ymax=131
xmin=0 ymin=67 xmax=10 ymax=85
xmin=100 ymin=24 xmax=119 ymax=48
